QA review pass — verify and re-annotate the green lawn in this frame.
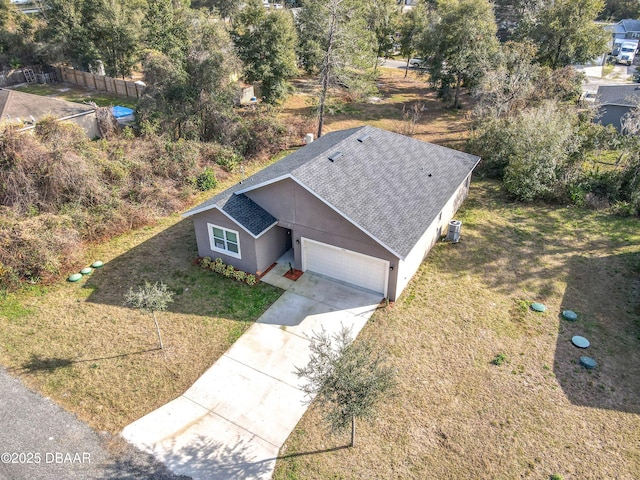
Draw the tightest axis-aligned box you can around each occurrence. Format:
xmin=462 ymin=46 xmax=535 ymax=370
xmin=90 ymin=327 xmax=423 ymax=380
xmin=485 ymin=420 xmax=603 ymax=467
xmin=13 ymin=83 xmax=137 ymax=109
xmin=0 ymin=213 xmax=282 ymax=434
xmin=275 ymin=179 xmax=640 ymax=479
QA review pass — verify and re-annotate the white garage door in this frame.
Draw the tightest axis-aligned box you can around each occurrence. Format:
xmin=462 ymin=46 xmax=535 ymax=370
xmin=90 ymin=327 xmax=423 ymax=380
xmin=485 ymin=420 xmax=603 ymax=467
xmin=301 ymin=238 xmax=388 ymax=296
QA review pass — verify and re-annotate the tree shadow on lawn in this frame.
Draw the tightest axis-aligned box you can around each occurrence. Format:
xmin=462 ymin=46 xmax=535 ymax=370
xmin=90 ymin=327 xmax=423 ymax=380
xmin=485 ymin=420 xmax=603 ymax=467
xmin=83 ymin=218 xmax=282 ymax=321
xmin=14 ymin=349 xmax=161 ymax=374
xmin=553 ymin=253 xmax=640 ymax=414
xmin=139 ymin=435 xmax=275 ymax=480
xmin=447 ymin=184 xmax=640 ymax=299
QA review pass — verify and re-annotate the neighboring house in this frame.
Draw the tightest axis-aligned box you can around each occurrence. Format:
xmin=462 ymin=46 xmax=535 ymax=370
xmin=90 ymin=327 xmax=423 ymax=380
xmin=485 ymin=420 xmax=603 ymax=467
xmin=183 ymin=125 xmax=480 ymax=301
xmin=594 ymin=84 xmax=640 ymax=132
xmin=610 ymin=19 xmax=640 ymax=40
xmin=0 ymin=88 xmax=100 ymax=138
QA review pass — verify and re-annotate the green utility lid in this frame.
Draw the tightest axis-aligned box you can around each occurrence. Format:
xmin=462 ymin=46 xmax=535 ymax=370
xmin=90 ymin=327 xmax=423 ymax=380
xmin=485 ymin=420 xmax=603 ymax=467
xmin=572 ymin=336 xmax=590 ymax=348
xmin=92 ymin=261 xmax=104 ymax=268
xmin=562 ymin=310 xmax=578 ymax=321
xmin=80 ymin=267 xmax=93 ymax=275
xmin=68 ymin=273 xmax=83 ymax=282
xmin=531 ymin=302 xmax=546 ymax=312
xmin=580 ymin=356 xmax=597 ymax=369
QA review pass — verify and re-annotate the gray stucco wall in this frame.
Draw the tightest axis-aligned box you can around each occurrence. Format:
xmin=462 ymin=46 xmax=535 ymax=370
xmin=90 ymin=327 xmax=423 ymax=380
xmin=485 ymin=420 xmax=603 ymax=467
xmin=255 ymin=226 xmax=290 ymax=274
xmin=245 ymin=178 xmax=401 ymax=297
xmin=192 ymin=208 xmax=260 ymax=274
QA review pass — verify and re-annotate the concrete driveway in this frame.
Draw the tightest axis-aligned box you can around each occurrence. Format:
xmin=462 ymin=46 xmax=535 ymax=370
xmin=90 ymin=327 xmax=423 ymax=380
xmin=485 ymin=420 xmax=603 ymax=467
xmin=122 ymin=267 xmax=382 ymax=480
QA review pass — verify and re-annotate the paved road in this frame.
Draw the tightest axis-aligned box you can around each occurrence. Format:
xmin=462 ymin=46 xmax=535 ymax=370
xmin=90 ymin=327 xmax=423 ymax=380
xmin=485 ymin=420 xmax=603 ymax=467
xmin=0 ymin=368 xmax=187 ymax=480
xmin=379 ymin=58 xmax=411 ymax=70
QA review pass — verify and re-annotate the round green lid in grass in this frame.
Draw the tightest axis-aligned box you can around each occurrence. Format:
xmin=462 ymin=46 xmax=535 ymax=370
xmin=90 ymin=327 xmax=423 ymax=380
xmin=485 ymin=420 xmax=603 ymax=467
xmin=68 ymin=273 xmax=83 ymax=282
xmin=562 ymin=310 xmax=578 ymax=321
xmin=531 ymin=302 xmax=546 ymax=312
xmin=580 ymin=356 xmax=597 ymax=369
xmin=572 ymin=335 xmax=590 ymax=348
xmin=81 ymin=267 xmax=93 ymax=275
xmin=91 ymin=261 xmax=104 ymax=268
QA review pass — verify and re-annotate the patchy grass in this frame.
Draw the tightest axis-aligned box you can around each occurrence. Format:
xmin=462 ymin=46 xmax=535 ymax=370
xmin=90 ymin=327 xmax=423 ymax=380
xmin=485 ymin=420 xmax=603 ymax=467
xmin=0 ymin=164 xmax=283 ymax=434
xmin=275 ymin=180 xmax=640 ymax=479
xmin=283 ymin=68 xmax=473 ymax=147
xmin=13 ymin=83 xmax=137 ymax=108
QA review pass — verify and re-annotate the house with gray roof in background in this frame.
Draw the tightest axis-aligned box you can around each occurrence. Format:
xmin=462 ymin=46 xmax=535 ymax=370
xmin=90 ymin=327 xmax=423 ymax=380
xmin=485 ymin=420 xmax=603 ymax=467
xmin=183 ymin=125 xmax=480 ymax=301
xmin=0 ymin=88 xmax=100 ymax=138
xmin=610 ymin=19 xmax=640 ymax=40
xmin=595 ymin=84 xmax=640 ymax=132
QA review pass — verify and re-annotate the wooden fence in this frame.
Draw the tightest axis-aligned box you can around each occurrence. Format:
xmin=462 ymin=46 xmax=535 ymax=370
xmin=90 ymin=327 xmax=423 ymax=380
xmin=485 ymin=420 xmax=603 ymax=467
xmin=56 ymin=67 xmax=145 ymax=99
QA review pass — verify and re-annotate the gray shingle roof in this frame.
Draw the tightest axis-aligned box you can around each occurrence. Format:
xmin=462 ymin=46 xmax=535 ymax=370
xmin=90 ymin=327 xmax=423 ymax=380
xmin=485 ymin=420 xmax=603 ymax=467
xmin=0 ymin=88 xmax=94 ymax=124
xmin=596 ymin=84 xmax=640 ymax=106
xmin=620 ymin=19 xmax=640 ymax=33
xmin=185 ymin=189 xmax=276 ymax=237
xmin=184 ymin=126 xmax=480 ymax=258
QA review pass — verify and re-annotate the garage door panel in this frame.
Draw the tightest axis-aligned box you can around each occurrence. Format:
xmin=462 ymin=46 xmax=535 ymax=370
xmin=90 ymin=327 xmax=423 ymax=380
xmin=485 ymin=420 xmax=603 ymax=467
xmin=301 ymin=239 xmax=388 ymax=296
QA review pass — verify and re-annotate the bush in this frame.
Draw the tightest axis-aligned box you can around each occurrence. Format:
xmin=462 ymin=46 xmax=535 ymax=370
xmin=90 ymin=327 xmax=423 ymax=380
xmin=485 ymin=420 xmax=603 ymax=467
xmin=200 ymin=256 xmax=212 ymax=268
xmin=233 ymin=270 xmax=246 ymax=282
xmin=215 ymin=147 xmax=240 ymax=172
xmin=195 ymin=167 xmax=218 ymax=191
xmin=492 ymin=353 xmax=507 ymax=366
xmin=224 ymin=264 xmax=236 ymax=278
xmin=245 ymin=274 xmax=257 ymax=286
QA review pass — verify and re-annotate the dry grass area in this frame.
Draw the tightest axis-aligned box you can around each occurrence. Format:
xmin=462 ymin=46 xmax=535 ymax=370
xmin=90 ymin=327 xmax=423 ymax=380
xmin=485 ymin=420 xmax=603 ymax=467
xmin=275 ymin=180 xmax=640 ymax=479
xmin=283 ymin=67 xmax=473 ymax=147
xmin=0 ymin=165 xmax=284 ymax=434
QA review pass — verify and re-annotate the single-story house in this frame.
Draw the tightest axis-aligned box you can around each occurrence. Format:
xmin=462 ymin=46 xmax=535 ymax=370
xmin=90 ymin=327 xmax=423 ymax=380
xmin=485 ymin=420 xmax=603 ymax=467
xmin=594 ymin=84 xmax=640 ymax=132
xmin=183 ymin=125 xmax=480 ymax=301
xmin=610 ymin=19 xmax=640 ymax=40
xmin=0 ymin=88 xmax=100 ymax=138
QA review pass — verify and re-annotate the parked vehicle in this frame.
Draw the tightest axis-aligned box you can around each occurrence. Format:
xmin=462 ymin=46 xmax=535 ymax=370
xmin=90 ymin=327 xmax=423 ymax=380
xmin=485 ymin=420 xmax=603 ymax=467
xmin=612 ymin=38 xmax=639 ymax=65
xmin=409 ymin=58 xmax=425 ymax=68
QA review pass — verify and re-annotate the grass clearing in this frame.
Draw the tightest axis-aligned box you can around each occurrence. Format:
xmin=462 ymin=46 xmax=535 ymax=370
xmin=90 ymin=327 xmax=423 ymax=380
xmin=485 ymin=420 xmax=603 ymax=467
xmin=283 ymin=68 xmax=472 ymax=148
xmin=275 ymin=180 xmax=640 ymax=479
xmin=12 ymin=83 xmax=137 ymax=108
xmin=0 ymin=163 xmax=284 ymax=434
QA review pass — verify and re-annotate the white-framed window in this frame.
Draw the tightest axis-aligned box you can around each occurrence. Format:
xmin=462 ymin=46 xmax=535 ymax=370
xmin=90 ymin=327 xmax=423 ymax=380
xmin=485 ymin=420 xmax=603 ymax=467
xmin=208 ymin=223 xmax=241 ymax=259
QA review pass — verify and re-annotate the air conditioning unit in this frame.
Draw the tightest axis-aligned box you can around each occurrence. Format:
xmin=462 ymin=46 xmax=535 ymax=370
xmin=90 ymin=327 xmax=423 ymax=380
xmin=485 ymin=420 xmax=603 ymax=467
xmin=445 ymin=220 xmax=462 ymax=243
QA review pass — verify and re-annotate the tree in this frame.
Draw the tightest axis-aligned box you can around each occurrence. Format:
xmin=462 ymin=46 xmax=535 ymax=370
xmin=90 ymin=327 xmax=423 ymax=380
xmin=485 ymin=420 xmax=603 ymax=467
xmin=524 ymin=0 xmax=608 ymax=69
xmin=124 ymin=281 xmax=174 ymax=350
xmin=192 ymin=0 xmax=240 ymax=22
xmin=421 ymin=0 xmax=499 ymax=108
xmin=42 ymin=0 xmax=142 ymax=76
xmin=473 ymin=41 xmax=540 ymax=118
xmin=137 ymin=10 xmax=241 ymax=140
xmin=42 ymin=0 xmax=101 ymax=70
xmin=296 ymin=0 xmax=377 ymax=137
xmin=142 ymin=0 xmax=188 ymax=63
xmin=295 ymin=325 xmax=396 ymax=447
xmin=599 ymin=0 xmax=640 ymax=21
xmin=0 ymin=0 xmax=41 ymax=68
xmin=232 ymin=0 xmax=298 ymax=104
xmin=91 ymin=0 xmax=142 ymax=78
xmin=398 ymin=2 xmax=432 ymax=77
xmin=469 ymin=101 xmax=580 ymax=200
xmin=365 ymin=0 xmax=401 ymax=61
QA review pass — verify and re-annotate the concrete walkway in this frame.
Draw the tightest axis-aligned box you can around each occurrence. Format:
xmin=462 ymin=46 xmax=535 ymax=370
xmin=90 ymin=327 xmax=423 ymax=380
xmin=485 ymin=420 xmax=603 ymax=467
xmin=122 ymin=261 xmax=382 ymax=480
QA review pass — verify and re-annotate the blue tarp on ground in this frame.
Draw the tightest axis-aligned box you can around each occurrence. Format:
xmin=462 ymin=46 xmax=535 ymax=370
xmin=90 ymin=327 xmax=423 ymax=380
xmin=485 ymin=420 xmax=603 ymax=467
xmin=112 ymin=106 xmax=134 ymax=118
